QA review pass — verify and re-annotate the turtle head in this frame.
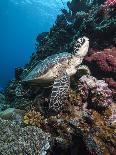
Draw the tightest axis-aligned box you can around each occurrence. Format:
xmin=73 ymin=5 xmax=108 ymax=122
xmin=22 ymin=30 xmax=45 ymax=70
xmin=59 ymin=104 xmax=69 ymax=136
xmin=74 ymin=36 xmax=89 ymax=57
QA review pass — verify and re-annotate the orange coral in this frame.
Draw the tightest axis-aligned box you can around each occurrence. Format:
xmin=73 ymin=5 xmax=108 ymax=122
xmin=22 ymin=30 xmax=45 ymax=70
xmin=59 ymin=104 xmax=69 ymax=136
xmin=69 ymin=89 xmax=82 ymax=106
xmin=91 ymin=109 xmax=116 ymax=155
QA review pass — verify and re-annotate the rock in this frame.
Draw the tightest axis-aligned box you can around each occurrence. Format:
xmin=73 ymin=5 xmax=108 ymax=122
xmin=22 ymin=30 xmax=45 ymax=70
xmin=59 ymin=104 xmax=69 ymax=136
xmin=0 ymin=108 xmax=25 ymax=122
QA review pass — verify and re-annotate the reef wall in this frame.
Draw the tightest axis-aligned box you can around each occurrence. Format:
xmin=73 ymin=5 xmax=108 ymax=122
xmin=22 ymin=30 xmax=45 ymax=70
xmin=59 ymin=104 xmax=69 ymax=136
xmin=0 ymin=1 xmax=116 ymax=155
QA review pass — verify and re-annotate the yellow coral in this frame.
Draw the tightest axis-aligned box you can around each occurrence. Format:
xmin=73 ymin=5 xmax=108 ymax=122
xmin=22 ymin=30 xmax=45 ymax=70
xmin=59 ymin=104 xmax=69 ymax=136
xmin=69 ymin=89 xmax=82 ymax=106
xmin=23 ymin=109 xmax=44 ymax=127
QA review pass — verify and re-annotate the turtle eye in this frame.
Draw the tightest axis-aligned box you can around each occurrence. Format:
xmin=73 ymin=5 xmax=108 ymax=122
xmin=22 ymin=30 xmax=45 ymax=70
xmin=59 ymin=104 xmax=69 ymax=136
xmin=82 ymin=38 xmax=85 ymax=44
xmin=78 ymin=37 xmax=85 ymax=45
xmin=80 ymin=38 xmax=83 ymax=42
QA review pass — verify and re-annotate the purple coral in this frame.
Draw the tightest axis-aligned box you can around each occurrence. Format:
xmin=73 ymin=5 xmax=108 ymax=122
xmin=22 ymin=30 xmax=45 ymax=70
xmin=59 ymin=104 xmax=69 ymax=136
xmin=85 ymin=48 xmax=116 ymax=75
xmin=84 ymin=47 xmax=116 ymax=99
xmin=78 ymin=75 xmax=112 ymax=110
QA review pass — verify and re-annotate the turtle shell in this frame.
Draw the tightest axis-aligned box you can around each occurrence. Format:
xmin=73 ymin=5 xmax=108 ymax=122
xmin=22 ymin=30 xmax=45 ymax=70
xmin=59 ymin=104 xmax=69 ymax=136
xmin=22 ymin=52 xmax=72 ymax=82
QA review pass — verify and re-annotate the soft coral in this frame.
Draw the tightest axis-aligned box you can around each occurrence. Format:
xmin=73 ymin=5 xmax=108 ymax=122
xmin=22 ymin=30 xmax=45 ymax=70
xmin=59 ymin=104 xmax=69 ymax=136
xmin=104 ymin=0 xmax=116 ymax=6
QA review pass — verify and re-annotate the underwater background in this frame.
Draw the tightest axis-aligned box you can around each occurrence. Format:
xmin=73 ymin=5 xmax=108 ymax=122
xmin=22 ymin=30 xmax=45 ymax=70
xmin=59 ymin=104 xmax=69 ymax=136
xmin=0 ymin=0 xmax=116 ymax=154
xmin=0 ymin=0 xmax=68 ymax=88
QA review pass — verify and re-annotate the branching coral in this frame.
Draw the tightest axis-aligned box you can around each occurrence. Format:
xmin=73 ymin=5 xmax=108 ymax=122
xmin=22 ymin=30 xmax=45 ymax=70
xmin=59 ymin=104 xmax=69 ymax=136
xmin=24 ymin=109 xmax=44 ymax=127
xmin=78 ymin=75 xmax=112 ymax=110
xmin=104 ymin=0 xmax=116 ymax=7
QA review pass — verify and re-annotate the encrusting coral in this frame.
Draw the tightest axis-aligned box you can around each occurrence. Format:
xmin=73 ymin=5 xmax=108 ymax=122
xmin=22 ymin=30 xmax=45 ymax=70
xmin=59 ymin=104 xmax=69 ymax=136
xmin=88 ymin=109 xmax=116 ymax=155
xmin=0 ymin=118 xmax=51 ymax=155
xmin=42 ymin=93 xmax=116 ymax=155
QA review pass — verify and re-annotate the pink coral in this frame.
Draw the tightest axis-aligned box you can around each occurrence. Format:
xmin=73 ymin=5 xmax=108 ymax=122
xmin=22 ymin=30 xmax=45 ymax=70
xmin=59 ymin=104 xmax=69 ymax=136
xmin=78 ymin=75 xmax=112 ymax=110
xmin=85 ymin=47 xmax=116 ymax=73
xmin=104 ymin=78 xmax=116 ymax=100
xmin=104 ymin=0 xmax=116 ymax=7
xmin=84 ymin=47 xmax=116 ymax=99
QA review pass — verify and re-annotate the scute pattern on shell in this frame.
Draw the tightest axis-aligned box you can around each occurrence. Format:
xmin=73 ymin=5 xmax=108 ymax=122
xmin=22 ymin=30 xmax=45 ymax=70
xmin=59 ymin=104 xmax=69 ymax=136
xmin=23 ymin=52 xmax=72 ymax=82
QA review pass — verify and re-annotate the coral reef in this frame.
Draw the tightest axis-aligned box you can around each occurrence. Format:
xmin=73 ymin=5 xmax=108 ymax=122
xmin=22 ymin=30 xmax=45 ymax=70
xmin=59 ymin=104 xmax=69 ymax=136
xmin=0 ymin=118 xmax=51 ymax=155
xmin=15 ymin=67 xmax=24 ymax=80
xmin=78 ymin=75 xmax=112 ymax=110
xmin=4 ymin=80 xmax=24 ymax=102
xmin=104 ymin=0 xmax=116 ymax=7
xmin=2 ymin=1 xmax=116 ymax=154
xmin=43 ymin=97 xmax=116 ymax=155
xmin=84 ymin=47 xmax=116 ymax=99
xmin=20 ymin=3 xmax=115 ymax=73
xmin=23 ymin=109 xmax=44 ymax=127
xmin=0 ymin=93 xmax=7 ymax=111
xmin=84 ymin=47 xmax=116 ymax=76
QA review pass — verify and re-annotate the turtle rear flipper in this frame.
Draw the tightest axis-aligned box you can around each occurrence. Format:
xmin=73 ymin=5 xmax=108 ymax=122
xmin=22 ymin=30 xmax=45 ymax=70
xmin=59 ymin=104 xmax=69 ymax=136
xmin=49 ymin=72 xmax=70 ymax=113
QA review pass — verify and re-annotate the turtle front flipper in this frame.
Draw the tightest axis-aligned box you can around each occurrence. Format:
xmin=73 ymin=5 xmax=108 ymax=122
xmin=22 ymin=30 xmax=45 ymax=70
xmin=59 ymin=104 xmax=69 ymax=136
xmin=49 ymin=72 xmax=70 ymax=114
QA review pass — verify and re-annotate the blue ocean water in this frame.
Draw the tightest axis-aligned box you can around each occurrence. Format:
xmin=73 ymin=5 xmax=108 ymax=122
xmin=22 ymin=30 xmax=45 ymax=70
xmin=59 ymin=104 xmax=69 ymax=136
xmin=0 ymin=0 xmax=68 ymax=88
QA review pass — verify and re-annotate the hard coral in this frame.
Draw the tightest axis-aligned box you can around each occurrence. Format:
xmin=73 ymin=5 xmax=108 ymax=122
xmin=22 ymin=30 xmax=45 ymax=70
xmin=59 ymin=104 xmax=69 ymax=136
xmin=78 ymin=75 xmax=112 ymax=110
xmin=46 ymin=101 xmax=116 ymax=155
xmin=24 ymin=109 xmax=44 ymax=127
xmin=105 ymin=78 xmax=116 ymax=100
xmin=89 ymin=110 xmax=116 ymax=155
xmin=0 ymin=93 xmax=7 ymax=111
xmin=0 ymin=118 xmax=51 ymax=155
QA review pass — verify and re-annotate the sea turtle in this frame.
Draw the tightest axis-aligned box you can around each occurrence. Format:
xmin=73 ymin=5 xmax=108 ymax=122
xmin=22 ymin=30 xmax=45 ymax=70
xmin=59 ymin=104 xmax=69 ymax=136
xmin=22 ymin=36 xmax=90 ymax=112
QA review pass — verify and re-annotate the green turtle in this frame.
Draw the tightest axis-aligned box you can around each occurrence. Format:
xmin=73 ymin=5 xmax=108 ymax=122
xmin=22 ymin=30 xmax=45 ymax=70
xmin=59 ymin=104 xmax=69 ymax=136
xmin=22 ymin=36 xmax=90 ymax=112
